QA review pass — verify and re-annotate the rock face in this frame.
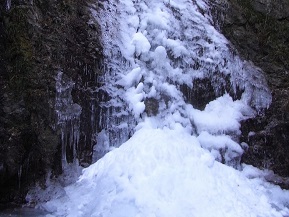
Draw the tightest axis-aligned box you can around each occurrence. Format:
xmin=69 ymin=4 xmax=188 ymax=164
xmin=220 ymin=0 xmax=289 ymax=184
xmin=0 ymin=0 xmax=103 ymax=204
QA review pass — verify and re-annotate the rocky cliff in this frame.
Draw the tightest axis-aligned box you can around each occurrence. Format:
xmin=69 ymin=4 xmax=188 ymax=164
xmin=0 ymin=0 xmax=103 ymax=204
xmin=220 ymin=0 xmax=289 ymax=186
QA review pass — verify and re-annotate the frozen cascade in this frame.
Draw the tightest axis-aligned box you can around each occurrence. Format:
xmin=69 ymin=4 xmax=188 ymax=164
xmin=90 ymin=0 xmax=272 ymax=163
xmin=55 ymin=71 xmax=82 ymax=168
xmin=90 ymin=8 xmax=137 ymax=149
xmin=39 ymin=0 xmax=289 ymax=216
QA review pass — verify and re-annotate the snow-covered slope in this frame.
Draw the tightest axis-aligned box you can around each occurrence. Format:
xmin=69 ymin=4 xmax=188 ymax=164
xmin=40 ymin=0 xmax=289 ymax=216
xmin=44 ymin=120 xmax=289 ymax=217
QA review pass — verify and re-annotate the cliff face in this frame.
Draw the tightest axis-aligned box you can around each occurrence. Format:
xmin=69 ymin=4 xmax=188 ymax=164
xmin=221 ymin=0 xmax=289 ymax=184
xmin=0 ymin=0 xmax=103 ymax=204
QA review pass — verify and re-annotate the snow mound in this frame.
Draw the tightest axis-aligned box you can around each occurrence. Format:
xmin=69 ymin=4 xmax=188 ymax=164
xmin=43 ymin=121 xmax=289 ymax=217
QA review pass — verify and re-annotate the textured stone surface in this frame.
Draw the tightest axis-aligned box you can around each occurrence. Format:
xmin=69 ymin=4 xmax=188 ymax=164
xmin=220 ymin=0 xmax=289 ymax=185
xmin=0 ymin=0 xmax=103 ymax=204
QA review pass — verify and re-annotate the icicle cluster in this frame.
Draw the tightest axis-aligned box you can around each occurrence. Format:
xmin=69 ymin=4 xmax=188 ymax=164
xmin=55 ymin=71 xmax=81 ymax=168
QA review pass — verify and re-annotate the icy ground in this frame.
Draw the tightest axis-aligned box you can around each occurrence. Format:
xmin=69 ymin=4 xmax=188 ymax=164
xmin=36 ymin=0 xmax=289 ymax=216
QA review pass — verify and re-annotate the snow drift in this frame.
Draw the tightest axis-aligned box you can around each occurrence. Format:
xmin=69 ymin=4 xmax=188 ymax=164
xmin=43 ymin=120 xmax=289 ymax=217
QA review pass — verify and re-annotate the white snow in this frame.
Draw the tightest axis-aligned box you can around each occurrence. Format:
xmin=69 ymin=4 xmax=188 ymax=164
xmin=125 ymin=83 xmax=146 ymax=118
xmin=165 ymin=38 xmax=188 ymax=58
xmin=118 ymin=67 xmax=143 ymax=88
xmin=197 ymin=131 xmax=243 ymax=165
xmin=38 ymin=0 xmax=289 ymax=216
xmin=43 ymin=121 xmax=289 ymax=217
xmin=187 ymin=94 xmax=255 ymax=135
xmin=131 ymin=32 xmax=151 ymax=56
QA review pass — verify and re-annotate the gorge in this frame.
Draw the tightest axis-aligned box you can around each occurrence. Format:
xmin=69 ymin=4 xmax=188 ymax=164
xmin=0 ymin=0 xmax=289 ymax=216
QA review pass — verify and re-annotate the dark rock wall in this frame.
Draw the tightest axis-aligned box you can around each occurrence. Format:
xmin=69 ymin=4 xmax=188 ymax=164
xmin=220 ymin=0 xmax=289 ymax=183
xmin=0 ymin=0 xmax=103 ymax=204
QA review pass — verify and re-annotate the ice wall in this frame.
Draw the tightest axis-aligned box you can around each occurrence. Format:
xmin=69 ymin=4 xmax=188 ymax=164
xmin=90 ymin=0 xmax=272 ymax=164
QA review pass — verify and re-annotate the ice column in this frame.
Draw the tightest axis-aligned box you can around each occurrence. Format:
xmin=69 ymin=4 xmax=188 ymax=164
xmin=55 ymin=71 xmax=82 ymax=169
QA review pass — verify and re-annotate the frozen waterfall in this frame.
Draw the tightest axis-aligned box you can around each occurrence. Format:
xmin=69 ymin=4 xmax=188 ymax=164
xmin=90 ymin=0 xmax=271 ymax=161
xmin=39 ymin=0 xmax=289 ymax=216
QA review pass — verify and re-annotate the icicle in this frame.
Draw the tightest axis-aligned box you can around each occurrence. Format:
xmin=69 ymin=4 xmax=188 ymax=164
xmin=61 ymin=127 xmax=67 ymax=168
xmin=5 ymin=0 xmax=11 ymax=10
xmin=92 ymin=129 xmax=110 ymax=162
xmin=55 ymin=71 xmax=82 ymax=169
xmin=18 ymin=165 xmax=22 ymax=190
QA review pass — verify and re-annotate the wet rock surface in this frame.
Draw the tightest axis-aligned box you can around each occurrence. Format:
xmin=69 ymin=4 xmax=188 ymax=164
xmin=220 ymin=0 xmax=289 ymax=186
xmin=0 ymin=0 xmax=103 ymax=204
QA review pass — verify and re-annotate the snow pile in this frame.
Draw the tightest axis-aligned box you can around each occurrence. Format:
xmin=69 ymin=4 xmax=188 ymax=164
xmin=43 ymin=121 xmax=289 ymax=217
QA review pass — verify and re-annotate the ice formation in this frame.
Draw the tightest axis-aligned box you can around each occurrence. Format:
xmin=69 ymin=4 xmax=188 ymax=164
xmin=38 ymin=0 xmax=289 ymax=216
